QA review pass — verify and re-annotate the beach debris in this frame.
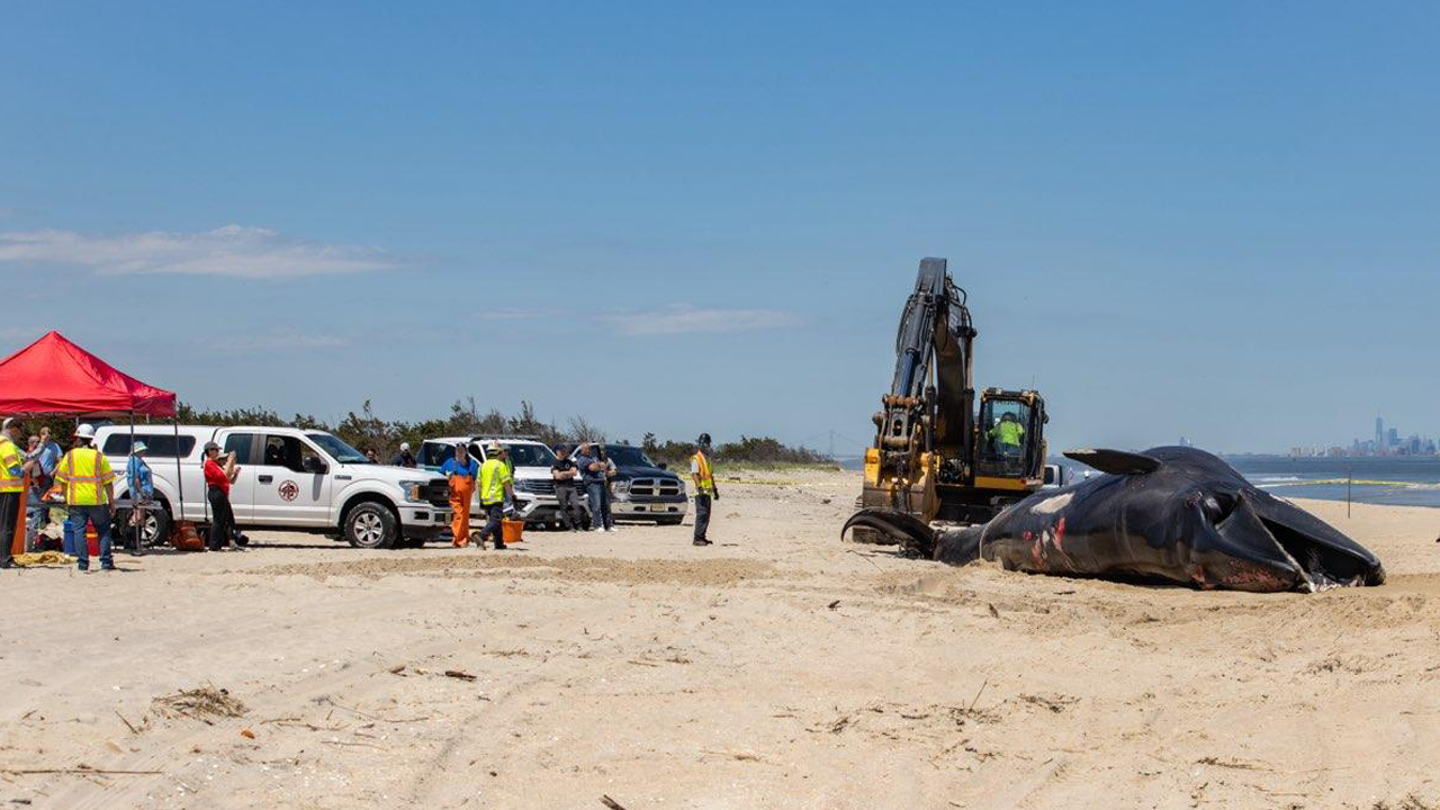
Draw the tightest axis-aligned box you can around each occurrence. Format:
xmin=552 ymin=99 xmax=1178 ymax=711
xmin=115 ymin=710 xmax=140 ymax=734
xmin=152 ymin=686 xmax=247 ymax=723
xmin=388 ymin=664 xmax=406 ymax=675
xmin=987 ymin=604 xmax=1000 ymax=619
xmin=443 ymin=669 xmax=477 ymax=682
xmin=240 ymin=728 xmax=256 ymax=739
xmin=827 ymin=599 xmax=841 ymax=610
xmin=2 ymin=766 xmax=162 ymax=776
xmin=600 ymin=796 xmax=629 ymax=810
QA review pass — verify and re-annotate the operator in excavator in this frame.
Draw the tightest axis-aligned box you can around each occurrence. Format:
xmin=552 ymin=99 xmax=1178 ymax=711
xmin=989 ymin=412 xmax=1025 ymax=457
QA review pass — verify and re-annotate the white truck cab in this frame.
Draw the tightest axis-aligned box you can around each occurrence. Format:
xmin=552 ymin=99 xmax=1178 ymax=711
xmin=97 ymin=425 xmax=452 ymax=548
xmin=418 ymin=436 xmax=577 ymax=527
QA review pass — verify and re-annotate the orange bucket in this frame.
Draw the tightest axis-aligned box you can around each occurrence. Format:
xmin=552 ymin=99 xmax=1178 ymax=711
xmin=501 ymin=518 xmax=525 ymax=544
xmin=171 ymin=521 xmax=205 ymax=551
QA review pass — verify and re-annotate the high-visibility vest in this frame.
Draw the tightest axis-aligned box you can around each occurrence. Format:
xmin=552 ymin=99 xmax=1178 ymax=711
xmin=692 ymin=451 xmax=715 ymax=496
xmin=54 ymin=446 xmax=115 ymax=505
xmin=479 ymin=458 xmax=512 ymax=506
xmin=991 ymin=421 xmax=1025 ymax=447
xmin=0 ymin=437 xmax=23 ymax=494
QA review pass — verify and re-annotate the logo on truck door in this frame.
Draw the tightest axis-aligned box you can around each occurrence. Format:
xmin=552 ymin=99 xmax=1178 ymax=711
xmin=278 ymin=480 xmax=300 ymax=502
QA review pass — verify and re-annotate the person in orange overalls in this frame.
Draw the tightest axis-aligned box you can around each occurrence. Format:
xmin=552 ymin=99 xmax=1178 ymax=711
xmin=439 ymin=443 xmax=478 ymax=547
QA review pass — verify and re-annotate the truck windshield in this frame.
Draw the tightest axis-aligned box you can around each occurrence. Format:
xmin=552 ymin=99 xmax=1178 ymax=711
xmin=502 ymin=443 xmax=557 ymax=468
xmin=307 ymin=432 xmax=370 ymax=464
xmin=605 ymin=446 xmax=656 ymax=468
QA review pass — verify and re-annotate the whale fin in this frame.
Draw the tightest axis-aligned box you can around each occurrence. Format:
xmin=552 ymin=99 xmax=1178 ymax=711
xmin=1064 ymin=448 xmax=1161 ymax=475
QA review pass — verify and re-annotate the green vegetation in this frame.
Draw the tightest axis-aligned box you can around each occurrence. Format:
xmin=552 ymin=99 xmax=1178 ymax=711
xmin=13 ymin=400 xmax=829 ymax=466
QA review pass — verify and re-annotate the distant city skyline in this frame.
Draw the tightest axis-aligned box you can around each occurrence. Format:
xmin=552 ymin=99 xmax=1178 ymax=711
xmin=1287 ymin=415 xmax=1440 ymax=459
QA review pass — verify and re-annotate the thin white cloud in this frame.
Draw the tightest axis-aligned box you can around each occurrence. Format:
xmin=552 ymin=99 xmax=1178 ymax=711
xmin=0 ymin=224 xmax=400 ymax=278
xmin=612 ymin=305 xmax=801 ymax=336
xmin=213 ymin=328 xmax=353 ymax=354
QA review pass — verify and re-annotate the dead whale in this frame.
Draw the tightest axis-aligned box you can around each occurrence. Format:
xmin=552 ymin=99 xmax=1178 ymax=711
xmin=844 ymin=446 xmax=1385 ymax=593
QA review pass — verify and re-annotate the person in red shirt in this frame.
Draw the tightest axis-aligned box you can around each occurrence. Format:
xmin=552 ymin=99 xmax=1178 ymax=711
xmin=202 ymin=441 xmax=240 ymax=551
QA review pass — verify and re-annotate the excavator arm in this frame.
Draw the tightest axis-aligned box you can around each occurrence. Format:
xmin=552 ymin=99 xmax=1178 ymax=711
xmin=872 ymin=258 xmax=977 ymax=512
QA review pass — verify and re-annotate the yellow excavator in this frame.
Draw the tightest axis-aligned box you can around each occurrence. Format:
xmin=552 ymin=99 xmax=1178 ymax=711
xmin=854 ymin=258 xmax=1049 ymax=540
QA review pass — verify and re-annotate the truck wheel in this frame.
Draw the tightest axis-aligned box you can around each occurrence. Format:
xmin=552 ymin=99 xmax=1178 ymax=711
xmin=115 ymin=507 xmax=172 ymax=550
xmin=345 ymin=503 xmax=397 ymax=549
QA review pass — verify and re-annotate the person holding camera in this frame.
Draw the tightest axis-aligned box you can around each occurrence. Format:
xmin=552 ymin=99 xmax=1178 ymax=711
xmin=202 ymin=441 xmax=241 ymax=551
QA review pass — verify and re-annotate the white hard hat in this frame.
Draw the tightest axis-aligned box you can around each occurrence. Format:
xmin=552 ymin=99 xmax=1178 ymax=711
xmin=399 ymin=442 xmax=411 ymax=451
xmin=75 ymin=423 xmax=97 ymax=440
xmin=133 ymin=441 xmax=149 ymax=454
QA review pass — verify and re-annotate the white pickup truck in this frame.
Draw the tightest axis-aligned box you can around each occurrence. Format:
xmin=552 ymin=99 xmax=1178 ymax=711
xmin=96 ymin=425 xmax=452 ymax=548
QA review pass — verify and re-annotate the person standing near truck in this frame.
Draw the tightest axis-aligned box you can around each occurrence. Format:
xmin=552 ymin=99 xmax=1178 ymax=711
xmin=0 ymin=418 xmax=27 ymax=569
xmin=477 ymin=442 xmax=514 ymax=550
xmin=690 ymin=433 xmax=718 ymax=547
xmin=574 ymin=443 xmax=606 ymax=532
xmin=126 ymin=441 xmax=155 ymax=536
xmin=202 ymin=441 xmax=241 ymax=552
xmin=550 ymin=444 xmax=582 ymax=531
xmin=54 ymin=423 xmax=117 ymax=571
xmin=440 ymin=442 xmax=478 ymax=547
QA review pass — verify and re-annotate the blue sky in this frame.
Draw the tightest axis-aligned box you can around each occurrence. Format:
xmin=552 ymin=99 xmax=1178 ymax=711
xmin=2 ymin=1 xmax=1437 ymax=454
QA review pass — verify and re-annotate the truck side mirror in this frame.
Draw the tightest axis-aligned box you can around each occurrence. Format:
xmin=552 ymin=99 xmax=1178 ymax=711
xmin=304 ymin=456 xmax=328 ymax=474
xmin=658 ymin=462 xmax=668 ymax=470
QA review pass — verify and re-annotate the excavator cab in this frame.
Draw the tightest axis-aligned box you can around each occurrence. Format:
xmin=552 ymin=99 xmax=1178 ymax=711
xmin=974 ymin=389 xmax=1047 ymax=486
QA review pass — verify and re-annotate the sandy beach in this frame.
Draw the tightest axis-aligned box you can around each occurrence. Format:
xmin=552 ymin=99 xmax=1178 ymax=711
xmin=2 ymin=467 xmax=1438 ymax=809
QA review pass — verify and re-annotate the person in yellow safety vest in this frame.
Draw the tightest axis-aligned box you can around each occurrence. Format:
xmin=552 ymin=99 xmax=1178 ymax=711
xmin=476 ymin=441 xmax=515 ymax=550
xmin=988 ymin=412 xmax=1026 ymax=457
xmin=690 ymin=433 xmax=718 ymax=547
xmin=53 ymin=423 xmax=117 ymax=572
xmin=0 ymin=417 xmax=30 ymax=569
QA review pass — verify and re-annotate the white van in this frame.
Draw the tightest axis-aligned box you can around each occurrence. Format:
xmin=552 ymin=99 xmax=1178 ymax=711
xmin=97 ymin=425 xmax=452 ymax=548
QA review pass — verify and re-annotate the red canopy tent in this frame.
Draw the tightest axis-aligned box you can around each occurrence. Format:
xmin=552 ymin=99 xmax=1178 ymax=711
xmin=0 ymin=331 xmax=179 ymax=555
xmin=0 ymin=331 xmax=176 ymax=416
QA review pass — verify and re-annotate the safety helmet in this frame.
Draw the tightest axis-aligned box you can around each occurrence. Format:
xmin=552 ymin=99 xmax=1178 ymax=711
xmin=75 ymin=423 xmax=97 ymax=440
xmin=133 ymin=441 xmax=149 ymax=454
xmin=486 ymin=441 xmax=505 ymax=454
xmin=399 ymin=442 xmax=411 ymax=451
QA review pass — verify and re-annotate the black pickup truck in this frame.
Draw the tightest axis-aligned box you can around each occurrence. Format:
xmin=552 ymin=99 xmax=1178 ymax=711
xmin=599 ymin=444 xmax=689 ymax=525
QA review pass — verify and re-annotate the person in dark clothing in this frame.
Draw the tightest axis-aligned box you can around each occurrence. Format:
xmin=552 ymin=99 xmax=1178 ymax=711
xmin=550 ymin=445 xmax=583 ymax=531
xmin=203 ymin=442 xmax=241 ymax=551
xmin=574 ymin=443 xmax=607 ymax=532
xmin=390 ymin=442 xmax=417 ymax=468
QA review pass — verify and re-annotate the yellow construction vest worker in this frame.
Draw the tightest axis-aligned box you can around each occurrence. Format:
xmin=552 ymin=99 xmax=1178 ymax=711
xmin=54 ymin=446 xmax=116 ymax=505
xmin=691 ymin=451 xmax=715 ymax=496
xmin=990 ymin=420 xmax=1025 ymax=447
xmin=0 ymin=436 xmax=23 ymax=494
xmin=479 ymin=457 xmax=512 ymax=506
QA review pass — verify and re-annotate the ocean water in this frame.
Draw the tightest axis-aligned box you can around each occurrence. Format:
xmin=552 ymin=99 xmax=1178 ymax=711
xmin=1225 ymin=456 xmax=1440 ymax=508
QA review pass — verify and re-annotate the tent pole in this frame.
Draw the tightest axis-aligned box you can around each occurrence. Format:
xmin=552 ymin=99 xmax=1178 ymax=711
xmin=173 ymin=418 xmax=184 ymax=526
xmin=129 ymin=411 xmax=139 ymax=556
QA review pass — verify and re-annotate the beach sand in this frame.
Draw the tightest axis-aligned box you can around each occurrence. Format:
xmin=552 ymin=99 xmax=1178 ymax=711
xmin=2 ymin=468 xmax=1438 ymax=809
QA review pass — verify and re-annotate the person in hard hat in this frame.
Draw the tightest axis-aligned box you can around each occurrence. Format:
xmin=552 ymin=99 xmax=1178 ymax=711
xmin=690 ymin=433 xmax=718 ymax=547
xmin=126 ymin=441 xmax=155 ymax=532
xmin=53 ymin=423 xmax=117 ymax=571
xmin=476 ymin=442 xmax=515 ymax=550
xmin=0 ymin=418 xmax=28 ymax=569
xmin=202 ymin=441 xmax=241 ymax=552
xmin=390 ymin=442 xmax=417 ymax=468
xmin=988 ymin=412 xmax=1025 ymax=457
xmin=439 ymin=442 xmax=478 ymax=547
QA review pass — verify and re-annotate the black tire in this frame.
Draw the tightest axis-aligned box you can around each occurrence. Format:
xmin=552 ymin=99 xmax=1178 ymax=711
xmin=115 ymin=506 xmax=172 ymax=551
xmin=344 ymin=502 xmax=397 ymax=549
